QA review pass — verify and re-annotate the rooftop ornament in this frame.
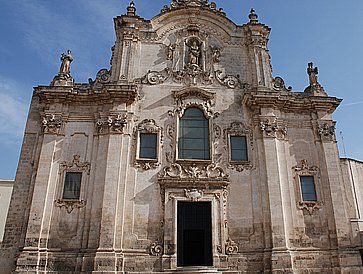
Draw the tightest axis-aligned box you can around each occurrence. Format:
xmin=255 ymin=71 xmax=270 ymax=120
xmin=249 ymin=8 xmax=259 ymax=24
xmin=304 ymin=62 xmax=327 ymax=96
xmin=127 ymin=1 xmax=136 ymax=16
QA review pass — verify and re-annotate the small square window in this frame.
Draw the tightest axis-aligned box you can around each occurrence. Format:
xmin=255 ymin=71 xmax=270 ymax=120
xmin=230 ymin=136 xmax=248 ymax=161
xmin=63 ymin=172 xmax=82 ymax=200
xmin=139 ymin=133 xmax=157 ymax=160
xmin=300 ymin=176 xmax=317 ymax=202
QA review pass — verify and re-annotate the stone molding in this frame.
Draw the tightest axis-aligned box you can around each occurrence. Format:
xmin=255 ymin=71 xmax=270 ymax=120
xmin=224 ymin=122 xmax=254 ymax=172
xmin=293 ymin=159 xmax=322 ymax=215
xmin=133 ymin=119 xmax=163 ymax=170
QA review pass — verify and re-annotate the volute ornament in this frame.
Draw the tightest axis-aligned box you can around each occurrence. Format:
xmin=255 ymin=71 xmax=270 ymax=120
xmin=149 ymin=242 xmax=163 ymax=256
xmin=225 ymin=237 xmax=238 ymax=255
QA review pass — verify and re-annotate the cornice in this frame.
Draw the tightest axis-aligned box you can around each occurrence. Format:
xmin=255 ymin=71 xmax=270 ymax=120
xmin=34 ymin=83 xmax=138 ymax=105
xmin=243 ymin=91 xmax=342 ymax=114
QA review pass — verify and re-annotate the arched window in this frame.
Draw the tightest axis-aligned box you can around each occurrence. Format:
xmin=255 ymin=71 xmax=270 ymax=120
xmin=178 ymin=107 xmax=210 ymax=160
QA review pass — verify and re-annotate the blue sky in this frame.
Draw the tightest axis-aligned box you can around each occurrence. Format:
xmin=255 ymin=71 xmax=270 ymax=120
xmin=0 ymin=0 xmax=362 ymax=179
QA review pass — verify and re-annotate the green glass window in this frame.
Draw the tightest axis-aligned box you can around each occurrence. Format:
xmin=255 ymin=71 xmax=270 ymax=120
xmin=63 ymin=172 xmax=82 ymax=200
xmin=230 ymin=136 xmax=248 ymax=161
xmin=300 ymin=176 xmax=317 ymax=202
xmin=139 ymin=133 xmax=157 ymax=159
xmin=178 ymin=108 xmax=210 ymax=160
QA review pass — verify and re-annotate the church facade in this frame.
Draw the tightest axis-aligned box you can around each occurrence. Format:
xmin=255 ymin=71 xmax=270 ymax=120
xmin=1 ymin=1 xmax=363 ymax=273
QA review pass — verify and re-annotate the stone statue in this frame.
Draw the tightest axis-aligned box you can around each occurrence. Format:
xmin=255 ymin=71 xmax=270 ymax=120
xmin=59 ymin=50 xmax=73 ymax=76
xmin=187 ymin=39 xmax=201 ymax=66
xmin=307 ymin=62 xmax=318 ymax=86
xmin=167 ymin=43 xmax=176 ymax=60
xmin=211 ymin=46 xmax=221 ymax=63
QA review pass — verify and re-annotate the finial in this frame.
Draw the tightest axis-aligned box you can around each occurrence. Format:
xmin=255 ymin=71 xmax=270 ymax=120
xmin=127 ymin=1 xmax=136 ymax=16
xmin=249 ymin=8 xmax=259 ymax=24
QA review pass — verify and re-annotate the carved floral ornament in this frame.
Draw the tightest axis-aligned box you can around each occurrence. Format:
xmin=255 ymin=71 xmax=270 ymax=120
xmin=134 ymin=119 xmax=163 ymax=170
xmin=317 ymin=121 xmax=336 ymax=142
xmin=293 ymin=159 xmax=322 ymax=215
xmin=96 ymin=113 xmax=128 ymax=134
xmin=159 ymin=162 xmax=229 ymax=180
xmin=42 ymin=113 xmax=64 ymax=135
xmin=260 ymin=117 xmax=287 ymax=139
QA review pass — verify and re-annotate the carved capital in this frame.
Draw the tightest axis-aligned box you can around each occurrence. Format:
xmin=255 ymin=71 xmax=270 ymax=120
xmin=42 ymin=113 xmax=64 ymax=135
xmin=260 ymin=118 xmax=287 ymax=139
xmin=317 ymin=121 xmax=336 ymax=142
xmin=97 ymin=113 xmax=128 ymax=134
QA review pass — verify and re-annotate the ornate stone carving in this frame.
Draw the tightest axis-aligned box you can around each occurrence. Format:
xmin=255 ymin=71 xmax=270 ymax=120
xmin=97 ymin=114 xmax=128 ymax=134
xmin=318 ymin=121 xmax=336 ymax=142
xmin=297 ymin=201 xmax=323 ymax=215
xmin=60 ymin=155 xmax=90 ymax=174
xmin=293 ymin=159 xmax=319 ymax=174
xmin=134 ymin=119 xmax=163 ymax=170
xmin=260 ymin=118 xmax=287 ymax=139
xmin=273 ymin=76 xmax=292 ymax=92
xmin=54 ymin=199 xmax=86 ymax=214
xmin=293 ymin=160 xmax=322 ymax=214
xmin=215 ymin=70 xmax=245 ymax=89
xmin=211 ymin=46 xmax=221 ymax=63
xmin=159 ymin=162 xmax=229 ymax=180
xmin=42 ymin=114 xmax=64 ymax=135
xmin=89 ymin=69 xmax=111 ymax=85
xmin=149 ymin=242 xmax=163 ymax=256
xmin=161 ymin=0 xmax=226 ymax=17
xmin=142 ymin=68 xmax=171 ymax=85
xmin=184 ymin=189 xmax=203 ymax=201
xmin=225 ymin=237 xmax=238 ymax=255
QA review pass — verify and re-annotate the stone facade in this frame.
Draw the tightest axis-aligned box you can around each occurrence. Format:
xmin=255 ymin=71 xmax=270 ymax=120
xmin=1 ymin=1 xmax=363 ymax=273
xmin=0 ymin=180 xmax=14 ymax=242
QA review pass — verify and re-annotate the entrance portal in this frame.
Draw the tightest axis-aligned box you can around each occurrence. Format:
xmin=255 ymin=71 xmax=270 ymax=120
xmin=177 ymin=201 xmax=213 ymax=267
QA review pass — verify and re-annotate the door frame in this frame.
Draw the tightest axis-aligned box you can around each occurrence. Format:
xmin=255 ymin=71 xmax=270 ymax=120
xmin=159 ymin=182 xmax=230 ymax=271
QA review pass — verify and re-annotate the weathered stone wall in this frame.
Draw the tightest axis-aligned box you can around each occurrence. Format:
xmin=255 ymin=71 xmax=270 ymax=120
xmin=0 ymin=180 xmax=13 ymax=242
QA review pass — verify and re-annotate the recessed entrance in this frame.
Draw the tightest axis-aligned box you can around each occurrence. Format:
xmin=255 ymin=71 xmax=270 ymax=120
xmin=177 ymin=201 xmax=213 ymax=267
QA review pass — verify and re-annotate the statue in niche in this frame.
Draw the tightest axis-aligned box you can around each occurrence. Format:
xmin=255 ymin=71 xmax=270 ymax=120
xmin=186 ymin=38 xmax=202 ymax=67
xmin=307 ymin=62 xmax=319 ymax=86
xmin=59 ymin=50 xmax=73 ymax=76
xmin=167 ymin=43 xmax=176 ymax=60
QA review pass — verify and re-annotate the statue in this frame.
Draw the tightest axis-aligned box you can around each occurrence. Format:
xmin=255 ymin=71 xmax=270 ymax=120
xmin=307 ymin=62 xmax=319 ymax=86
xmin=187 ymin=39 xmax=201 ymax=66
xmin=167 ymin=43 xmax=176 ymax=60
xmin=59 ymin=50 xmax=73 ymax=76
xmin=211 ymin=46 xmax=221 ymax=63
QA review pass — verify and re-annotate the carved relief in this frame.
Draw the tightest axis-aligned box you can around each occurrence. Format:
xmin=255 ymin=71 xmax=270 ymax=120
xmin=225 ymin=237 xmax=238 ymax=255
xmin=59 ymin=155 xmax=90 ymax=174
xmin=159 ymin=162 xmax=229 ymax=180
xmin=54 ymin=199 xmax=86 ymax=214
xmin=97 ymin=113 xmax=128 ymax=134
xmin=149 ymin=242 xmax=163 ymax=256
xmin=134 ymin=119 xmax=163 ymax=170
xmin=273 ymin=76 xmax=292 ymax=92
xmin=42 ymin=113 xmax=64 ymax=135
xmin=317 ymin=121 xmax=336 ymax=142
xmin=260 ymin=117 xmax=287 ymax=139
xmin=184 ymin=189 xmax=203 ymax=201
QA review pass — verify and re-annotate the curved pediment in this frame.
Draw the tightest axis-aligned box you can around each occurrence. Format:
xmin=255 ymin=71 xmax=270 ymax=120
xmin=173 ymin=87 xmax=215 ymax=102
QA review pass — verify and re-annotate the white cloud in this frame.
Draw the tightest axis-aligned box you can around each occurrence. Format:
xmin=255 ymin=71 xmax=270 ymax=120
xmin=0 ymin=76 xmax=29 ymax=144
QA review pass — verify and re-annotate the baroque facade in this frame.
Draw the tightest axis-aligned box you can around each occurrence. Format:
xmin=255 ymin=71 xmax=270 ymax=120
xmin=1 ymin=0 xmax=363 ymax=273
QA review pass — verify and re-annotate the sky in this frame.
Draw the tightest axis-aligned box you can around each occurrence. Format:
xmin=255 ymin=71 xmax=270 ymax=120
xmin=0 ymin=0 xmax=362 ymax=179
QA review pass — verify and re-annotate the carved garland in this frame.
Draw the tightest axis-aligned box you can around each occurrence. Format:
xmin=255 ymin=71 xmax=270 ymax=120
xmin=293 ymin=159 xmax=322 ymax=215
xmin=134 ymin=119 xmax=163 ymax=170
